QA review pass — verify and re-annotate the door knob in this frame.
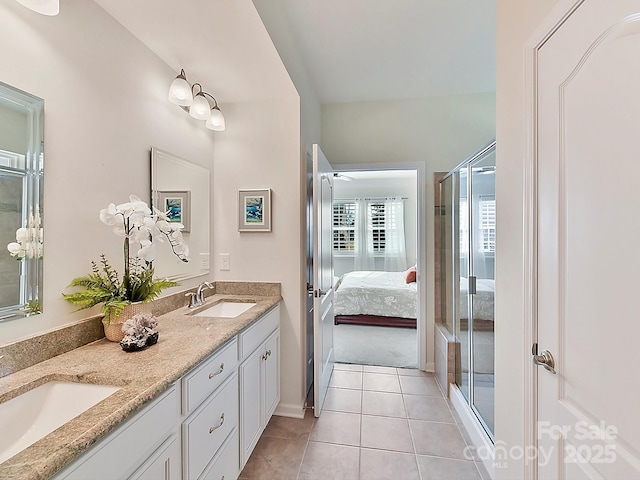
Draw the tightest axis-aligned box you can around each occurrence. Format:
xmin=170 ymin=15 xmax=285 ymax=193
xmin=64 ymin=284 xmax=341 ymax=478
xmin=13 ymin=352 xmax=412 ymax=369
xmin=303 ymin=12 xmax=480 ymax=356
xmin=532 ymin=345 xmax=556 ymax=374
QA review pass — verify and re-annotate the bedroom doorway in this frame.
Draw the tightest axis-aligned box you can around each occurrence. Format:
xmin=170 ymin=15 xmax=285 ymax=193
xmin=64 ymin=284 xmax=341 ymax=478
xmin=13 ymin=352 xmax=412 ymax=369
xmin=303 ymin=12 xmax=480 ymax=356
xmin=331 ymin=168 xmax=420 ymax=369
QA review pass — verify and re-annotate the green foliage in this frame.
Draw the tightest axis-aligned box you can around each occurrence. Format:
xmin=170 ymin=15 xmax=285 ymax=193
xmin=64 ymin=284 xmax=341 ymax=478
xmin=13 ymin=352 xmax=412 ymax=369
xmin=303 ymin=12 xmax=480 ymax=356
xmin=26 ymin=299 xmax=42 ymax=314
xmin=63 ymin=254 xmax=178 ymax=324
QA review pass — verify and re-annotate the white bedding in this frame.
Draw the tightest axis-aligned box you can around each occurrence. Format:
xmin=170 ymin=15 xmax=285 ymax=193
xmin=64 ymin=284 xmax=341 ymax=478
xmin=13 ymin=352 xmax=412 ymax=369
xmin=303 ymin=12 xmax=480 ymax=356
xmin=459 ymin=277 xmax=494 ymax=321
xmin=334 ymin=271 xmax=418 ymax=319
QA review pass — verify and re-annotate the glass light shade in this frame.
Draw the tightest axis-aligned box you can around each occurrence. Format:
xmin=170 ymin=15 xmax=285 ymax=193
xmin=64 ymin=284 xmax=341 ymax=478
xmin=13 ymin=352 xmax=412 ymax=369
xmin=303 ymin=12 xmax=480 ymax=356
xmin=15 ymin=0 xmax=59 ymax=15
xmin=168 ymin=76 xmax=193 ymax=106
xmin=189 ymin=93 xmax=211 ymax=120
xmin=206 ymin=107 xmax=226 ymax=131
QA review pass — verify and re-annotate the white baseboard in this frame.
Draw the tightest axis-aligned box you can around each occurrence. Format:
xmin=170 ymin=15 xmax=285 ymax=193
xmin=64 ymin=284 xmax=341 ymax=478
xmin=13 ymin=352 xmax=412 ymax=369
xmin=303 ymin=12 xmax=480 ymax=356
xmin=423 ymin=361 xmax=435 ymax=372
xmin=274 ymin=402 xmax=306 ymax=419
xmin=450 ymin=384 xmax=495 ymax=479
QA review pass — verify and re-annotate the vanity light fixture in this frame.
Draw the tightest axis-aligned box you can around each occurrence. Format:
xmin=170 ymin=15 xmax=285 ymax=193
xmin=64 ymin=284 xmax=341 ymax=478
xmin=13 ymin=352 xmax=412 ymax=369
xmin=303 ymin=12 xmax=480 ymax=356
xmin=168 ymin=69 xmax=225 ymax=131
xmin=15 ymin=0 xmax=59 ymax=15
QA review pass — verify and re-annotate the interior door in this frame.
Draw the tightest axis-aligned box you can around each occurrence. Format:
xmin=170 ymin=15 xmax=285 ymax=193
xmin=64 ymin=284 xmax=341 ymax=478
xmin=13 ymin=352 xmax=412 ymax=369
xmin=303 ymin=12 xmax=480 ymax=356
xmin=536 ymin=1 xmax=640 ymax=477
xmin=312 ymin=144 xmax=334 ymax=417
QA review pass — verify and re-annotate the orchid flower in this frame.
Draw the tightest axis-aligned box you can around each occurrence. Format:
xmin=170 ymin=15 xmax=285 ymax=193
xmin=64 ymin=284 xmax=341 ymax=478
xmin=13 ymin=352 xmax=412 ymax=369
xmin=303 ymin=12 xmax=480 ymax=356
xmin=98 ymin=194 xmax=189 ymax=282
xmin=6 ymin=210 xmax=44 ymax=261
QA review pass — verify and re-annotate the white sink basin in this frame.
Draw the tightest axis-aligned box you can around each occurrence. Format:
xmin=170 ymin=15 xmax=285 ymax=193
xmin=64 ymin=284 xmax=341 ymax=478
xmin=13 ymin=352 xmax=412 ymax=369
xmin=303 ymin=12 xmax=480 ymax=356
xmin=193 ymin=302 xmax=256 ymax=318
xmin=0 ymin=381 xmax=120 ymax=464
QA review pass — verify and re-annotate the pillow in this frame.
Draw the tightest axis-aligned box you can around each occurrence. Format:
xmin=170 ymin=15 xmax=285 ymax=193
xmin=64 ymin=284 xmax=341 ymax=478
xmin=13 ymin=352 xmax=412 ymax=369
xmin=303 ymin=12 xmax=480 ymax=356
xmin=404 ymin=266 xmax=417 ymax=283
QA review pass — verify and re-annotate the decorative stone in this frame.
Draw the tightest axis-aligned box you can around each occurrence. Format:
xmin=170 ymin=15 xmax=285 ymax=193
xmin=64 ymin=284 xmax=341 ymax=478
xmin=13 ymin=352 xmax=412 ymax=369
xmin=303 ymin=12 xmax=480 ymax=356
xmin=119 ymin=313 xmax=159 ymax=352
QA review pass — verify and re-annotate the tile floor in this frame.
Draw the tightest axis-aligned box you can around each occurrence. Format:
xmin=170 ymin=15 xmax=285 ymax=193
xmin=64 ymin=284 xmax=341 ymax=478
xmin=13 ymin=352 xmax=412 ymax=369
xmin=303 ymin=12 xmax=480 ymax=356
xmin=240 ymin=363 xmax=489 ymax=480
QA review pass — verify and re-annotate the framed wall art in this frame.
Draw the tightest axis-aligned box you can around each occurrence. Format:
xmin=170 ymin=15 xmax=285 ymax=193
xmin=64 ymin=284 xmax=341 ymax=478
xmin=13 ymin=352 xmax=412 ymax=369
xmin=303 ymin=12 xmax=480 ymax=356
xmin=238 ymin=189 xmax=271 ymax=232
xmin=158 ymin=190 xmax=191 ymax=232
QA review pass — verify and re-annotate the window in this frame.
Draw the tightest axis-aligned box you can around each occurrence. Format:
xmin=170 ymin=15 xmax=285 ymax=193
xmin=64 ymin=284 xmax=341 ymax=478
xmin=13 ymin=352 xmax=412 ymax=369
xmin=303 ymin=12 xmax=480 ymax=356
xmin=368 ymin=202 xmax=386 ymax=253
xmin=333 ymin=201 xmax=356 ymax=253
xmin=458 ymin=196 xmax=495 ymax=254
xmin=333 ymin=200 xmax=400 ymax=255
xmin=479 ymin=197 xmax=495 ymax=253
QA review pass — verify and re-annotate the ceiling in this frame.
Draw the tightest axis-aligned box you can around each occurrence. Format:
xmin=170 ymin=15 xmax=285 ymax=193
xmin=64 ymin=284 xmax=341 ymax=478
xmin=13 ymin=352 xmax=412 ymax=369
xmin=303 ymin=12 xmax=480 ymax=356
xmin=95 ymin=0 xmax=495 ymax=105
xmin=277 ymin=0 xmax=496 ymax=103
xmin=94 ymin=0 xmax=295 ymax=103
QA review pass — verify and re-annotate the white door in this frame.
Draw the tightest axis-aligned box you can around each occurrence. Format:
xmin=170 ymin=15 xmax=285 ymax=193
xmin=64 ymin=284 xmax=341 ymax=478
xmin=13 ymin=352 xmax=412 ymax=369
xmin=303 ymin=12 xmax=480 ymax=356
xmin=312 ymin=144 xmax=335 ymax=417
xmin=535 ymin=1 xmax=640 ymax=478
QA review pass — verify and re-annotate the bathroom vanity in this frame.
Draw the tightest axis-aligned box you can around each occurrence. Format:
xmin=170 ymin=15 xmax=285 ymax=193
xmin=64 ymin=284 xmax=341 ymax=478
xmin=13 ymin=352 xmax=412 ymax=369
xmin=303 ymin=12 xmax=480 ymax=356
xmin=0 ymin=283 xmax=281 ymax=480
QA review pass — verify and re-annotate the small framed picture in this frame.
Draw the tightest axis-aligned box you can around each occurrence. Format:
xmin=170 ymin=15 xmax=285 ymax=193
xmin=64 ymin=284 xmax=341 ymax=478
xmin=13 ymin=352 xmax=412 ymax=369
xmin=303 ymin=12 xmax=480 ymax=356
xmin=238 ymin=189 xmax=271 ymax=232
xmin=158 ymin=190 xmax=191 ymax=232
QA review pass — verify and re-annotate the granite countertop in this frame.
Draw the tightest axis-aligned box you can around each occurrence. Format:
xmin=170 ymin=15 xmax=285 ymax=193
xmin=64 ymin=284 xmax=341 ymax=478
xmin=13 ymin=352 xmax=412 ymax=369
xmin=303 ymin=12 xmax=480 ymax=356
xmin=0 ymin=290 xmax=281 ymax=480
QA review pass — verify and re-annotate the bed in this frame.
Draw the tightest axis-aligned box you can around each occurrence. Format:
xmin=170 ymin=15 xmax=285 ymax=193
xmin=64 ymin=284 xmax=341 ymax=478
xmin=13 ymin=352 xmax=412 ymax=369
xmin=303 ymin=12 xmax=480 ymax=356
xmin=459 ymin=276 xmax=495 ymax=331
xmin=333 ymin=270 xmax=418 ymax=328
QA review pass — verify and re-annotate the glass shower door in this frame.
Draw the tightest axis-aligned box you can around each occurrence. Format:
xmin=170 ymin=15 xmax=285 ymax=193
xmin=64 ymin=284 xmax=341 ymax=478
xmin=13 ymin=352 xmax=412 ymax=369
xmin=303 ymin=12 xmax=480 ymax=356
xmin=455 ymin=168 xmax=470 ymax=402
xmin=470 ymin=151 xmax=496 ymax=437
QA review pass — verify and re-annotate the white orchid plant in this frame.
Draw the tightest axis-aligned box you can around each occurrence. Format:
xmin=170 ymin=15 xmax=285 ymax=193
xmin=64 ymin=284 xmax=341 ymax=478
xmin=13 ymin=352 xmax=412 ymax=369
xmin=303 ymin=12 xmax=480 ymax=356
xmin=63 ymin=195 xmax=189 ymax=323
xmin=7 ymin=206 xmax=43 ymax=261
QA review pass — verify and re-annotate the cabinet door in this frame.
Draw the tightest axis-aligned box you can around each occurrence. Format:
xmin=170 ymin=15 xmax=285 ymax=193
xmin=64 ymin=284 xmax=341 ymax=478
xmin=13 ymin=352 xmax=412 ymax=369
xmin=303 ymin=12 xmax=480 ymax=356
xmin=263 ymin=330 xmax=280 ymax=422
xmin=239 ymin=346 xmax=263 ymax=468
xmin=130 ymin=436 xmax=180 ymax=480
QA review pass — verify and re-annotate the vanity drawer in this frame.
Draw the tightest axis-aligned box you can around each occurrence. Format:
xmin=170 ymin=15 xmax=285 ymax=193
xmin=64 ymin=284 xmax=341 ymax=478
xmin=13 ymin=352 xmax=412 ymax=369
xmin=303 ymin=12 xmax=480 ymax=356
xmin=238 ymin=305 xmax=280 ymax=360
xmin=183 ymin=372 xmax=238 ymax=480
xmin=200 ymin=428 xmax=239 ymax=480
xmin=182 ymin=337 xmax=237 ymax=414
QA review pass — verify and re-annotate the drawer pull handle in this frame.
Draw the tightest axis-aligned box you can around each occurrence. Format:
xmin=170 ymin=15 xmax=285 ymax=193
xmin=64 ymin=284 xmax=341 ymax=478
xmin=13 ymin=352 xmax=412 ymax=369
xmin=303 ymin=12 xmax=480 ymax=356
xmin=209 ymin=363 xmax=224 ymax=379
xmin=209 ymin=413 xmax=225 ymax=434
xmin=262 ymin=349 xmax=272 ymax=361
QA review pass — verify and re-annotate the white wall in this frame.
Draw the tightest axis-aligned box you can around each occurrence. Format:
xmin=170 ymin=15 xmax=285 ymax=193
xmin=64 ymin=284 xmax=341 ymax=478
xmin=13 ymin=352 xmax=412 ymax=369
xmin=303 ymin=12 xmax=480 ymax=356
xmin=0 ymin=0 xmax=219 ymax=344
xmin=333 ymin=174 xmax=418 ymax=277
xmin=0 ymin=1 xmax=302 ymax=413
xmin=211 ymin=98 xmax=304 ymax=416
xmin=251 ymin=0 xmax=324 ymax=413
xmin=495 ymin=1 xmax=557 ymax=478
xmin=322 ymin=93 xmax=496 ymax=368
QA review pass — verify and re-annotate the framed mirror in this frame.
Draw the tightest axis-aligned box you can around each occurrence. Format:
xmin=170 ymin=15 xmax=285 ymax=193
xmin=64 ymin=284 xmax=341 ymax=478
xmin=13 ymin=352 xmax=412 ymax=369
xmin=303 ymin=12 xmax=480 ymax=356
xmin=151 ymin=147 xmax=210 ymax=281
xmin=0 ymin=81 xmax=44 ymax=321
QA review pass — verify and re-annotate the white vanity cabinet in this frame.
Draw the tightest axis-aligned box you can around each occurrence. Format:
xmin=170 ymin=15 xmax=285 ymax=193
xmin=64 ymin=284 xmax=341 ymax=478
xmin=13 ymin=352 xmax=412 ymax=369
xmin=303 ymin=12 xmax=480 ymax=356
xmin=238 ymin=305 xmax=280 ymax=468
xmin=51 ymin=304 xmax=280 ymax=480
xmin=54 ymin=385 xmax=179 ymax=480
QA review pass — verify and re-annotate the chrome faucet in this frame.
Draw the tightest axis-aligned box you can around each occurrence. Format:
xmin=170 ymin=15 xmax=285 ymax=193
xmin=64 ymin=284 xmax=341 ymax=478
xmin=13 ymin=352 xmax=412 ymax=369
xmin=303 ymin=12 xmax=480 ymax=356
xmin=186 ymin=282 xmax=214 ymax=308
xmin=197 ymin=281 xmax=214 ymax=303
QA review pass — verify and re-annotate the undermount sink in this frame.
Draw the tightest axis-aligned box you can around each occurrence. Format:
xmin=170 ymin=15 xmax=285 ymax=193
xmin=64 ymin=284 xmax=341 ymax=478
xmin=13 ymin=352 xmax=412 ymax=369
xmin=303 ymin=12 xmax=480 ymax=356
xmin=192 ymin=301 xmax=257 ymax=318
xmin=0 ymin=381 xmax=120 ymax=464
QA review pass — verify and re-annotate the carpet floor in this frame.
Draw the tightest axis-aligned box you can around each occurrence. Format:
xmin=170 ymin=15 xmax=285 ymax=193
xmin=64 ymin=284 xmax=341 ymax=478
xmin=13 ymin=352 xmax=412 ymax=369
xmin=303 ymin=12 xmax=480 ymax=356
xmin=333 ymin=324 xmax=418 ymax=368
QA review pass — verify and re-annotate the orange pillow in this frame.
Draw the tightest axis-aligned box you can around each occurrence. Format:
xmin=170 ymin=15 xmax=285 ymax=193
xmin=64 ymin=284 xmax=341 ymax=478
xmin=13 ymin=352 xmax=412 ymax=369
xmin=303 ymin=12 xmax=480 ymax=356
xmin=404 ymin=267 xmax=417 ymax=283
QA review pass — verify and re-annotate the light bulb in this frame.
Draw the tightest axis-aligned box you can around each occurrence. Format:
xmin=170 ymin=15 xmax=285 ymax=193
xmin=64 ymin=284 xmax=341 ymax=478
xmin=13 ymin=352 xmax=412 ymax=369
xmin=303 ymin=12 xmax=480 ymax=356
xmin=168 ymin=71 xmax=193 ymax=106
xmin=189 ymin=93 xmax=211 ymax=120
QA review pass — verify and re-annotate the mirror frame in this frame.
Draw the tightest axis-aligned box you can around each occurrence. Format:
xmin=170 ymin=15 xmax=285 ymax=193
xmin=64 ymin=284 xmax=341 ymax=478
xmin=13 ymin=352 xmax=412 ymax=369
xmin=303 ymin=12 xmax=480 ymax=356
xmin=0 ymin=81 xmax=44 ymax=322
